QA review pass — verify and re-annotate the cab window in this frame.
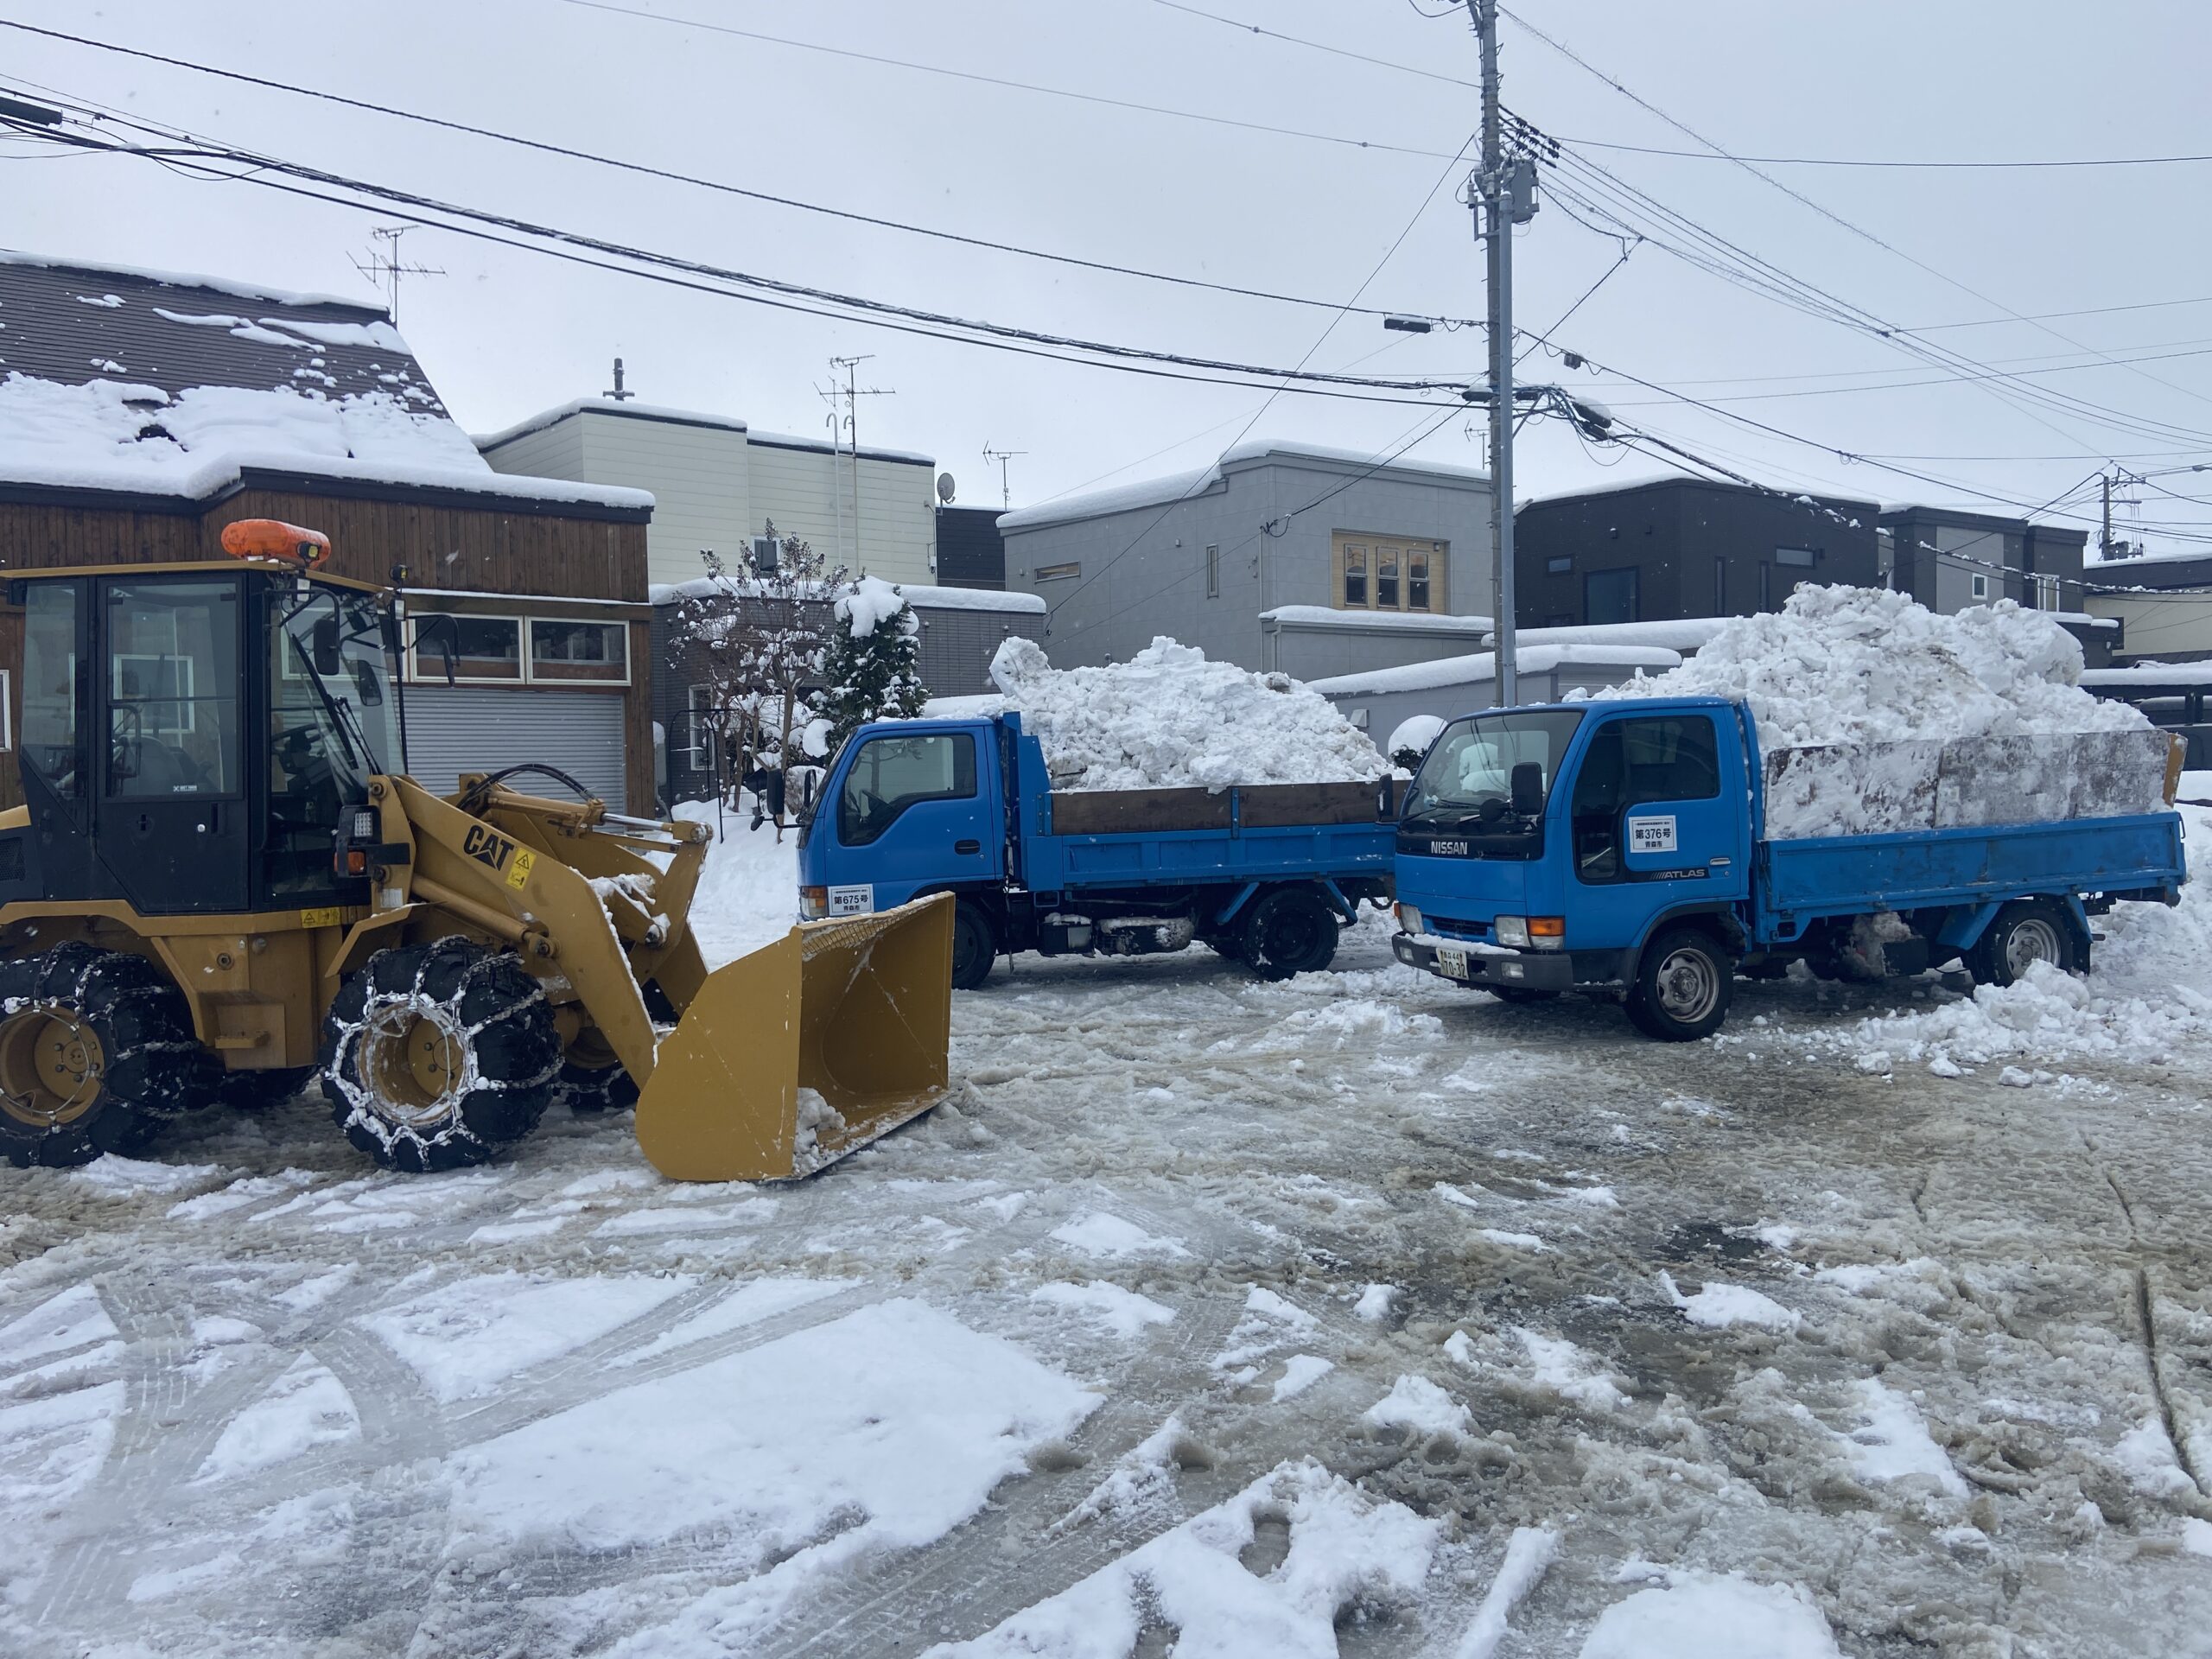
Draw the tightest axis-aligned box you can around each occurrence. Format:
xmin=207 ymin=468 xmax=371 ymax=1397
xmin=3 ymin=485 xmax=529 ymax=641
xmin=837 ymin=732 xmax=976 ymax=846
xmin=1571 ymin=715 xmax=1719 ymax=882
xmin=105 ymin=581 xmax=240 ymax=798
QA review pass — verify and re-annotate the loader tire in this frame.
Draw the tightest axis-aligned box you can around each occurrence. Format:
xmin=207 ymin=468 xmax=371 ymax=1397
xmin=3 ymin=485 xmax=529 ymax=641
xmin=1967 ymin=899 xmax=2082 ymax=988
xmin=552 ymin=1026 xmax=639 ymax=1116
xmin=0 ymin=943 xmax=215 ymax=1168
xmin=219 ymin=1065 xmax=317 ymax=1112
xmin=321 ymin=938 xmax=560 ymax=1172
xmin=950 ymin=899 xmax=998 ymax=992
xmin=1242 ymin=887 xmax=1339 ymax=981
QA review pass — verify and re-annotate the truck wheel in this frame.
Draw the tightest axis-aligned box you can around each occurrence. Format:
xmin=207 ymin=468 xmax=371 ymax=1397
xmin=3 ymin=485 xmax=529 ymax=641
xmin=1967 ymin=899 xmax=2081 ymax=988
xmin=950 ymin=899 xmax=998 ymax=991
xmin=1242 ymin=888 xmax=1339 ymax=981
xmin=219 ymin=1066 xmax=317 ymax=1111
xmin=1625 ymin=926 xmax=1733 ymax=1041
xmin=0 ymin=943 xmax=214 ymax=1168
xmin=321 ymin=938 xmax=561 ymax=1172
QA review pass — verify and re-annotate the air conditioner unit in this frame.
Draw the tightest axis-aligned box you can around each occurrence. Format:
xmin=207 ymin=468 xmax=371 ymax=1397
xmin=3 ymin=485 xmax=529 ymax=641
xmin=750 ymin=534 xmax=780 ymax=572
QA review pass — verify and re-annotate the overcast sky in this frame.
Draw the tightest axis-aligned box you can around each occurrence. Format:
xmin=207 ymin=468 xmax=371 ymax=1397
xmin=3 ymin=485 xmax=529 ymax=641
xmin=7 ymin=0 xmax=2212 ymax=550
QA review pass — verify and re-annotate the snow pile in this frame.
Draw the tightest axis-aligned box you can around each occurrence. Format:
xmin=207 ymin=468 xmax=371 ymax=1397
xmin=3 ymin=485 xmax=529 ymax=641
xmin=1602 ymin=588 xmax=2168 ymax=838
xmin=672 ymin=799 xmax=801 ymax=969
xmin=836 ymin=575 xmax=918 ymax=639
xmin=929 ymin=1459 xmax=1440 ymax=1659
xmin=988 ymin=636 xmax=1388 ymax=791
xmin=1580 ymin=1569 xmax=1840 ymax=1659
xmin=1842 ymin=803 xmax=2212 ymax=1073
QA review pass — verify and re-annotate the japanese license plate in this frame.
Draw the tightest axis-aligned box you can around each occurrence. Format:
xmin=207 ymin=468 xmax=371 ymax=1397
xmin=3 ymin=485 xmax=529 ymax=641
xmin=1436 ymin=944 xmax=1469 ymax=980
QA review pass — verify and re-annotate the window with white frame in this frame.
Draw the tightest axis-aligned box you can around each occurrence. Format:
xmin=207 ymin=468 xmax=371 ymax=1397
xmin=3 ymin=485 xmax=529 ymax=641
xmin=1971 ymin=573 xmax=1989 ymax=601
xmin=683 ymin=684 xmax=715 ymax=772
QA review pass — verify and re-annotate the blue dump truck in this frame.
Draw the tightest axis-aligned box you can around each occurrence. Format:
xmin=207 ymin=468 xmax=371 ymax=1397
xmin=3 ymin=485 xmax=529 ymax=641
xmin=1391 ymin=694 xmax=2188 ymax=1040
xmin=796 ymin=713 xmax=1395 ymax=988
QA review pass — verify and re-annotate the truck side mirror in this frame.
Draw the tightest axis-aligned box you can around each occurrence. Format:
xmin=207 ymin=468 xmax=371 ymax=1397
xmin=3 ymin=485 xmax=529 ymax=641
xmin=765 ymin=769 xmax=788 ymax=817
xmin=311 ymin=617 xmax=341 ymax=677
xmin=1510 ymin=761 xmax=1544 ymax=817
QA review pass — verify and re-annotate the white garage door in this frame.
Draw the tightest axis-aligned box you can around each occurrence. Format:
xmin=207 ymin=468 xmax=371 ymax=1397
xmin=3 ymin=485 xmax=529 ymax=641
xmin=402 ymin=686 xmax=628 ymax=811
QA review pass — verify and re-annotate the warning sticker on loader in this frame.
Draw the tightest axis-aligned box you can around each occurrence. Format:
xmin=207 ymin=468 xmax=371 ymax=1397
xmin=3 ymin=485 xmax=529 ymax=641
xmin=1627 ymin=814 xmax=1679 ymax=855
xmin=506 ymin=848 xmax=536 ymax=891
xmin=828 ymin=884 xmax=874 ymax=918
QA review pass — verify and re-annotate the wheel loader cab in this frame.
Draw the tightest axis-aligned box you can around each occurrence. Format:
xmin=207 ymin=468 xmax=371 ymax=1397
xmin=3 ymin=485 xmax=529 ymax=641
xmin=0 ymin=566 xmax=403 ymax=917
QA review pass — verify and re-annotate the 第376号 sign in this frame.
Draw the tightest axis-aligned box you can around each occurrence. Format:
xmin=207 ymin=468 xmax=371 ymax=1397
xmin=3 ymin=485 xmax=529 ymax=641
xmin=1626 ymin=814 xmax=1678 ymax=855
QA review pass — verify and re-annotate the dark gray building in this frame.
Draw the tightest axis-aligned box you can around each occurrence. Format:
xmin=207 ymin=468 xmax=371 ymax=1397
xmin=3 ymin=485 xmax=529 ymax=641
xmin=1514 ymin=479 xmax=1881 ymax=628
xmin=1877 ymin=505 xmax=2087 ymax=615
xmin=649 ymin=580 xmax=1041 ymax=804
xmin=999 ymin=441 xmax=1494 ymax=679
xmin=935 ymin=505 xmax=1006 ymax=589
xmin=2081 ymin=550 xmax=2211 ymax=668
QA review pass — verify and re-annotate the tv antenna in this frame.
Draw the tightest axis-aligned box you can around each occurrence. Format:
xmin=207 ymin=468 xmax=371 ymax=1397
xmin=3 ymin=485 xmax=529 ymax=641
xmin=350 ymin=226 xmax=445 ymax=326
xmin=982 ymin=444 xmax=1027 ymax=510
xmin=816 ymin=355 xmax=894 ymax=566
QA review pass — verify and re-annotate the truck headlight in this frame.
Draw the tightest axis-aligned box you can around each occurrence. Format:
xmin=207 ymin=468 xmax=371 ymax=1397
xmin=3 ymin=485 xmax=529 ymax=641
xmin=1494 ymin=915 xmax=1529 ymax=947
xmin=799 ymin=886 xmax=828 ymax=920
xmin=1395 ymin=903 xmax=1424 ymax=935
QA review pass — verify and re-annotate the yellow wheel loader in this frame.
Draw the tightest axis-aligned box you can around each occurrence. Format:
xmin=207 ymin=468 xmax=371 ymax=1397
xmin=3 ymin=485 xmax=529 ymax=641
xmin=0 ymin=521 xmax=954 ymax=1181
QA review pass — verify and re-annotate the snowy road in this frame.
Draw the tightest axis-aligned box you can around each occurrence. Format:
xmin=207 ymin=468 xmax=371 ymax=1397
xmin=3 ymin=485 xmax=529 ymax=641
xmin=3 ymin=912 xmax=2210 ymax=1656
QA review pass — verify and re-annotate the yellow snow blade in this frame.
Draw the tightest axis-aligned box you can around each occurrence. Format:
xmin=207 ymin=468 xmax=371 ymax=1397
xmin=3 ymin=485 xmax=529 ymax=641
xmin=633 ymin=893 xmax=956 ymax=1183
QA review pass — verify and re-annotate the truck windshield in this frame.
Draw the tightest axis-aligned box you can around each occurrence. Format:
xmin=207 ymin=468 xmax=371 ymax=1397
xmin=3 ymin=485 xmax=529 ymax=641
xmin=1403 ymin=709 xmax=1584 ymax=827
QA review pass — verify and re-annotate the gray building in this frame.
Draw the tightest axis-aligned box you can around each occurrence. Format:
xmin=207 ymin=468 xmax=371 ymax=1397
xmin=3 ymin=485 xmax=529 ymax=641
xmin=999 ymin=441 xmax=1494 ymax=679
xmin=2083 ymin=550 xmax=2212 ymax=666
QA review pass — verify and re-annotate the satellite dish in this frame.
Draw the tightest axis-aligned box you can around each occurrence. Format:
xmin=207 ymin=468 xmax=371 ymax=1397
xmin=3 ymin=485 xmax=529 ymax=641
xmin=937 ymin=472 xmax=957 ymax=504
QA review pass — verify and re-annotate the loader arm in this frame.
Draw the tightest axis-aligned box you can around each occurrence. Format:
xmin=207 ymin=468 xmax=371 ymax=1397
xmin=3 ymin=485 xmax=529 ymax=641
xmin=387 ymin=778 xmax=664 ymax=1084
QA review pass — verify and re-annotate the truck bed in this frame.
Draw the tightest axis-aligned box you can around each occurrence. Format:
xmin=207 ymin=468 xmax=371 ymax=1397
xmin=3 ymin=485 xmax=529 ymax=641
xmin=1032 ymin=780 xmax=1397 ymax=891
xmin=1757 ymin=811 xmax=2185 ymax=927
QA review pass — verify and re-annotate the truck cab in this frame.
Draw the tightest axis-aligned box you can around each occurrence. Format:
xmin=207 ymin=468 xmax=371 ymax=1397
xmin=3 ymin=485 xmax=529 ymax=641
xmin=1392 ymin=696 xmax=1753 ymax=1035
xmin=798 ymin=717 xmax=1008 ymax=913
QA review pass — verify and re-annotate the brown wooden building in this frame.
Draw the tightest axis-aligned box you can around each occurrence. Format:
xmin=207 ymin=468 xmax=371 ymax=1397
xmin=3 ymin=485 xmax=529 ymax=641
xmin=0 ymin=255 xmax=655 ymax=810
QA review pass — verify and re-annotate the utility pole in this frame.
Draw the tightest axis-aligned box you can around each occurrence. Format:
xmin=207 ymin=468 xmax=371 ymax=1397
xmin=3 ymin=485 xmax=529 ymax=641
xmin=1469 ymin=0 xmax=1535 ymax=705
xmin=982 ymin=444 xmax=1027 ymax=510
xmin=350 ymin=226 xmax=444 ymax=327
xmin=2101 ymin=467 xmax=2143 ymax=559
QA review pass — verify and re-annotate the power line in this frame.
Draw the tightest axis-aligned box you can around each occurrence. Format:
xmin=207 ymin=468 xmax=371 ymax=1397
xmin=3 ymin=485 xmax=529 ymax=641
xmin=0 ymin=103 xmax=1478 ymax=406
xmin=0 ymin=16 xmax=1476 ymax=328
xmin=1496 ymin=10 xmax=2212 ymax=421
xmin=548 ymin=0 xmax=1465 ymax=162
xmin=1549 ymin=132 xmax=2212 ymax=171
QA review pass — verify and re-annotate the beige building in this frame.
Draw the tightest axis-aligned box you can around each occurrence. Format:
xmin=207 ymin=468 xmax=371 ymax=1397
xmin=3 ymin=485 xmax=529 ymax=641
xmin=478 ymin=400 xmax=939 ymax=588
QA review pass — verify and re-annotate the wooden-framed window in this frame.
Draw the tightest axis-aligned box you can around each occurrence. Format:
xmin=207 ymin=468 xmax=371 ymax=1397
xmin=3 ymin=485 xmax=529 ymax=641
xmin=405 ymin=613 xmax=629 ymax=685
xmin=528 ymin=619 xmax=629 ymax=685
xmin=1033 ymin=561 xmax=1081 ymax=582
xmin=1332 ymin=532 xmax=1446 ymax=613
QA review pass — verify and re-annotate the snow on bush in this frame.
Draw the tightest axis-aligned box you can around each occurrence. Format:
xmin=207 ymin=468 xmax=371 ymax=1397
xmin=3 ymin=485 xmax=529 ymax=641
xmin=1605 ymin=587 xmax=2169 ymax=838
xmin=989 ymin=636 xmax=1388 ymax=791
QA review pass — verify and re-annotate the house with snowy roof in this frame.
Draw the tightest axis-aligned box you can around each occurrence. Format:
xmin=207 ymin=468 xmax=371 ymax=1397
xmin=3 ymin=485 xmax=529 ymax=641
xmin=0 ymin=253 xmax=656 ymax=809
xmin=995 ymin=441 xmax=1496 ymax=681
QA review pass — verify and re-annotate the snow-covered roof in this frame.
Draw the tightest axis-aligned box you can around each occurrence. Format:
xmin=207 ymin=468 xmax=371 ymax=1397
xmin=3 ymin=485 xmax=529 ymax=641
xmin=0 ymin=249 xmax=372 ymax=312
xmin=651 ymin=575 xmax=1042 ymax=613
xmin=1261 ymin=605 xmax=1495 ymax=632
xmin=1488 ymin=618 xmax=1735 ymax=652
xmin=1306 ymin=644 xmax=1681 ymax=696
xmin=475 ymin=398 xmax=751 ymax=449
xmin=2087 ymin=547 xmax=2212 ymax=572
xmin=999 ymin=439 xmax=1491 ymax=533
xmin=0 ymin=251 xmax=647 ymax=512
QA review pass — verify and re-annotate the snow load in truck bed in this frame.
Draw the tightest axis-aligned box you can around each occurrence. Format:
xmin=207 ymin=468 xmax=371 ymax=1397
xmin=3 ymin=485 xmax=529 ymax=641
xmin=1598 ymin=587 xmax=2173 ymax=839
xmin=989 ymin=636 xmax=1389 ymax=791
